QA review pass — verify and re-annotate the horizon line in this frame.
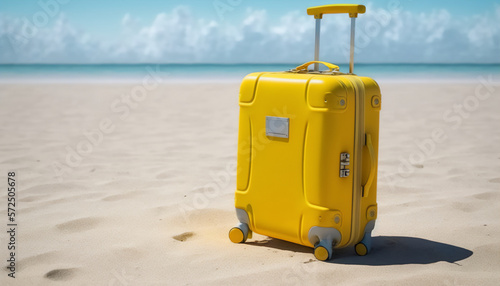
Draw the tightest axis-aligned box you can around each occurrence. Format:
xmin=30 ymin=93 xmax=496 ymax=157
xmin=1 ymin=63 xmax=499 ymax=66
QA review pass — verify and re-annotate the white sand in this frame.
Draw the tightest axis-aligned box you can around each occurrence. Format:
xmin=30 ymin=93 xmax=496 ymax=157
xmin=0 ymin=80 xmax=499 ymax=285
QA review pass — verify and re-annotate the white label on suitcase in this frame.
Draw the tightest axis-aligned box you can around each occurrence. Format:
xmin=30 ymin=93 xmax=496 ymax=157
xmin=340 ymin=152 xmax=350 ymax=177
xmin=266 ymin=116 xmax=289 ymax=138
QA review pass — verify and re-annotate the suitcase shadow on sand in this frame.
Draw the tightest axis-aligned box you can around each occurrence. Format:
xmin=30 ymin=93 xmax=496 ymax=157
xmin=246 ymin=238 xmax=313 ymax=254
xmin=330 ymin=236 xmax=473 ymax=265
xmin=247 ymin=236 xmax=473 ymax=265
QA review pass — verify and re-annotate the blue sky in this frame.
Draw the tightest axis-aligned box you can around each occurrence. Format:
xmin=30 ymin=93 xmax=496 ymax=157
xmin=1 ymin=0 xmax=499 ymax=63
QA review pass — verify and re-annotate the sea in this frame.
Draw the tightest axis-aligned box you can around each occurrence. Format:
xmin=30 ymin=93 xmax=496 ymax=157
xmin=0 ymin=63 xmax=499 ymax=83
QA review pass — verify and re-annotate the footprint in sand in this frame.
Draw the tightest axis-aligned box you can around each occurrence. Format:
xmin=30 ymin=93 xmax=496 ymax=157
xmin=488 ymin=177 xmax=500 ymax=184
xmin=452 ymin=202 xmax=478 ymax=213
xmin=56 ymin=217 xmax=100 ymax=233
xmin=474 ymin=191 xmax=500 ymax=200
xmin=44 ymin=268 xmax=77 ymax=281
xmin=173 ymin=232 xmax=194 ymax=242
xmin=156 ymin=172 xmax=171 ymax=180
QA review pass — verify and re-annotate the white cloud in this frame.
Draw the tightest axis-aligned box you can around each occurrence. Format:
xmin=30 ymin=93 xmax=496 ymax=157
xmin=0 ymin=4 xmax=499 ymax=64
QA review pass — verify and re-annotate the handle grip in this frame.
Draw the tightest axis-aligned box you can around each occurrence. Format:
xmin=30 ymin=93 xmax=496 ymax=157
xmin=362 ymin=134 xmax=376 ymax=198
xmin=294 ymin=61 xmax=339 ymax=72
xmin=307 ymin=4 xmax=366 ymax=19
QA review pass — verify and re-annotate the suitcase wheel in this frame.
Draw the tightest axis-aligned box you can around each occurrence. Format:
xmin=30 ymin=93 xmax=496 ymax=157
xmin=314 ymin=240 xmax=333 ymax=261
xmin=354 ymin=242 xmax=368 ymax=256
xmin=354 ymin=232 xmax=372 ymax=256
xmin=229 ymin=223 xmax=250 ymax=243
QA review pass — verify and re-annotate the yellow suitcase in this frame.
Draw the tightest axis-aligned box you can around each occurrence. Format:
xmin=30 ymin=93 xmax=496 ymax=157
xmin=229 ymin=4 xmax=381 ymax=261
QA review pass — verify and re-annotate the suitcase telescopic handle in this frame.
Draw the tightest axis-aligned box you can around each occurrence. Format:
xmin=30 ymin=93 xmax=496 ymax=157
xmin=307 ymin=4 xmax=366 ymax=19
xmin=307 ymin=4 xmax=366 ymax=73
xmin=362 ymin=133 xmax=376 ymax=198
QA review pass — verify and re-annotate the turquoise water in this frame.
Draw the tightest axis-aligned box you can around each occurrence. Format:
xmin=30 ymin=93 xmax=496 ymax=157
xmin=0 ymin=64 xmax=499 ymax=82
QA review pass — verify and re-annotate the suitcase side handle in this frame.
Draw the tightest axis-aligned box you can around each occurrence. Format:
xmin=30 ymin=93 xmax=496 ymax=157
xmin=362 ymin=133 xmax=376 ymax=198
xmin=307 ymin=4 xmax=366 ymax=74
xmin=294 ymin=61 xmax=339 ymax=72
xmin=307 ymin=4 xmax=366 ymax=19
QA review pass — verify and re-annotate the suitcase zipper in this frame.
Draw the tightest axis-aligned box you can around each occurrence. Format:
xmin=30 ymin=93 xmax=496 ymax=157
xmin=346 ymin=76 xmax=365 ymax=247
